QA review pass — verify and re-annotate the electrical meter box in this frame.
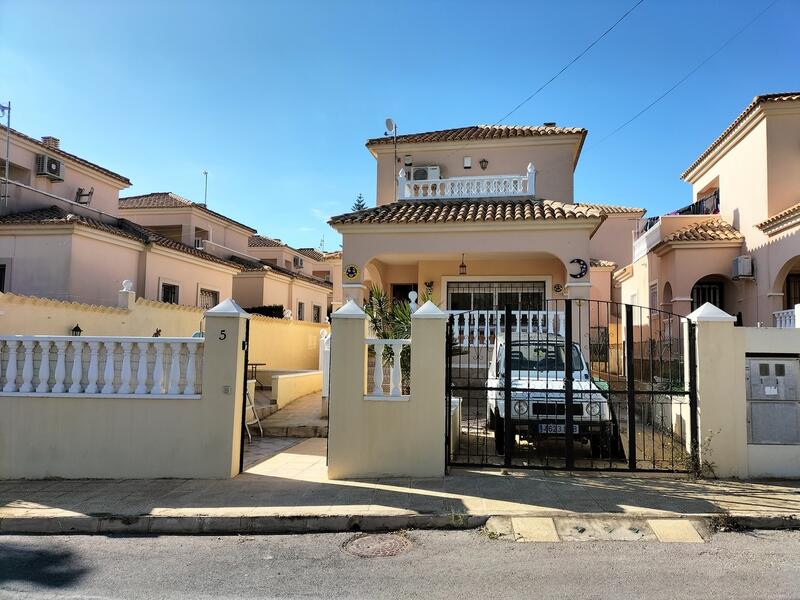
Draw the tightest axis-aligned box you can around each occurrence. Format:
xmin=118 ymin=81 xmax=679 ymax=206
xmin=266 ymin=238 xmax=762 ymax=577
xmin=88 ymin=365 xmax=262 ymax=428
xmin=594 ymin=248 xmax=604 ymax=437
xmin=745 ymin=357 xmax=800 ymax=444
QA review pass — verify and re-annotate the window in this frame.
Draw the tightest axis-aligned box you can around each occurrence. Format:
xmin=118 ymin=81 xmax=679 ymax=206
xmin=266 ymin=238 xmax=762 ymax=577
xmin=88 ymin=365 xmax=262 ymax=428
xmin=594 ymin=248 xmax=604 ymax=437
xmin=0 ymin=263 xmax=6 ymax=293
xmin=785 ymin=274 xmax=800 ymax=309
xmin=297 ymin=301 xmax=305 ymax=321
xmin=691 ymin=281 xmax=723 ymax=311
xmin=649 ymin=283 xmax=658 ymax=310
xmin=161 ymin=283 xmax=179 ymax=305
xmin=199 ymin=288 xmax=219 ymax=309
xmin=446 ymin=281 xmax=546 ymax=311
xmin=312 ymin=304 xmax=322 ymax=323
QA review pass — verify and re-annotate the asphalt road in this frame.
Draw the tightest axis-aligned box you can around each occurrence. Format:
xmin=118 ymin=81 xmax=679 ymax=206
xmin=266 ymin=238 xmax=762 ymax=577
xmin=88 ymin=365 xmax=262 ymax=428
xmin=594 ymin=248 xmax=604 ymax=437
xmin=2 ymin=529 xmax=799 ymax=599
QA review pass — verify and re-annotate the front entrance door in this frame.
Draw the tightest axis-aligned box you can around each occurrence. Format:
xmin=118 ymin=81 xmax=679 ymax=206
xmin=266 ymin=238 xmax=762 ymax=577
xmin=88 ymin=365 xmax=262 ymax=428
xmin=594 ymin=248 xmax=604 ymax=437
xmin=445 ymin=299 xmax=698 ymax=473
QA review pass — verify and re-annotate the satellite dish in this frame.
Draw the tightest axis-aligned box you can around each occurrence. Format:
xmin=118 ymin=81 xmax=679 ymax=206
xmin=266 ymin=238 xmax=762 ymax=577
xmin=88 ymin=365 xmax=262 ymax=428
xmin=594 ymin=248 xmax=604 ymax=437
xmin=385 ymin=118 xmax=395 ymax=133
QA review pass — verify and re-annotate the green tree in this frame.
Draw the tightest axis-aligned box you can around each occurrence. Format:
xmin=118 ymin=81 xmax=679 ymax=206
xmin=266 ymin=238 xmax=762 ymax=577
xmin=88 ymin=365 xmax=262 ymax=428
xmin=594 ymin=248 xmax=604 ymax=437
xmin=351 ymin=193 xmax=367 ymax=212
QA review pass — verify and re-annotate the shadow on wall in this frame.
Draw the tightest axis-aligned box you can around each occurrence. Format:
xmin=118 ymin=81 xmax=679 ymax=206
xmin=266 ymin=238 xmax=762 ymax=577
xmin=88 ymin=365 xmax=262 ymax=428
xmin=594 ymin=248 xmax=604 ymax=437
xmin=0 ymin=544 xmax=89 ymax=588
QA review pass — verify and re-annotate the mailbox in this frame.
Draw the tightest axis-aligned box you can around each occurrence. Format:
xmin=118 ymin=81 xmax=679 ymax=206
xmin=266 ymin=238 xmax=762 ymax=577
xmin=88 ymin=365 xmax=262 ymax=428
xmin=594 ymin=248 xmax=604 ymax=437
xmin=745 ymin=357 xmax=800 ymax=444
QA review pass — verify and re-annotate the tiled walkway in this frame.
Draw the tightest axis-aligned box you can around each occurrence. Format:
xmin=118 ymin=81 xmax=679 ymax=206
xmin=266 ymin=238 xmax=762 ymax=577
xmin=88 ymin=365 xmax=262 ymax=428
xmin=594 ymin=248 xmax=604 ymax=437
xmin=262 ymin=392 xmax=328 ymax=437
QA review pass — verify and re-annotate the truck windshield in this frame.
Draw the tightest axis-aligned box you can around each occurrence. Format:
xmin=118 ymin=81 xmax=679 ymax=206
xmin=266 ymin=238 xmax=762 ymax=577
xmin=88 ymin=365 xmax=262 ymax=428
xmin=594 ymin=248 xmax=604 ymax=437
xmin=508 ymin=342 xmax=582 ymax=372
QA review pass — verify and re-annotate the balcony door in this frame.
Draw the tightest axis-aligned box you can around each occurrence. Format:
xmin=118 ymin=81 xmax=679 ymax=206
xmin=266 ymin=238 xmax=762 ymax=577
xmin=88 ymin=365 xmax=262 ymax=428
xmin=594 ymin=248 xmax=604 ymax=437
xmin=447 ymin=281 xmax=546 ymax=312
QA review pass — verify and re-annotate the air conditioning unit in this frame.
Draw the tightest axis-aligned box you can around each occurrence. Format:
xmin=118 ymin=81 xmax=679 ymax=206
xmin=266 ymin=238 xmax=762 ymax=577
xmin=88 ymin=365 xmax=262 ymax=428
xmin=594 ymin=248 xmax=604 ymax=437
xmin=733 ymin=255 xmax=754 ymax=279
xmin=411 ymin=165 xmax=440 ymax=181
xmin=293 ymin=256 xmax=304 ymax=269
xmin=35 ymin=154 xmax=64 ymax=181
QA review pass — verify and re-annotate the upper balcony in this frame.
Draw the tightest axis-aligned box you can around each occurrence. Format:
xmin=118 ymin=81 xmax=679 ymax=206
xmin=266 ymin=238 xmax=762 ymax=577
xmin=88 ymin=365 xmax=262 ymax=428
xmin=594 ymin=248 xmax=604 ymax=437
xmin=632 ymin=191 xmax=721 ymax=262
xmin=396 ymin=163 xmax=535 ymax=201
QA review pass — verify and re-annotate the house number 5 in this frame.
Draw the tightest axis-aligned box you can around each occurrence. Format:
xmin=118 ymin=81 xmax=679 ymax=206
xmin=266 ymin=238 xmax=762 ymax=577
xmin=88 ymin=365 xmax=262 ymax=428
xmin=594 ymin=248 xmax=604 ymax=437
xmin=218 ymin=329 xmax=227 ymax=341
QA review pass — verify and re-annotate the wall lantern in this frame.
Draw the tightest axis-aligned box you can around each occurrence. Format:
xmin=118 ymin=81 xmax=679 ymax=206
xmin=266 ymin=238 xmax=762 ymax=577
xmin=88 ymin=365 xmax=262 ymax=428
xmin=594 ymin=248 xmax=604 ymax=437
xmin=459 ymin=254 xmax=467 ymax=276
xmin=424 ymin=280 xmax=434 ymax=295
xmin=71 ymin=324 xmax=83 ymax=336
xmin=479 ymin=158 xmax=489 ymax=170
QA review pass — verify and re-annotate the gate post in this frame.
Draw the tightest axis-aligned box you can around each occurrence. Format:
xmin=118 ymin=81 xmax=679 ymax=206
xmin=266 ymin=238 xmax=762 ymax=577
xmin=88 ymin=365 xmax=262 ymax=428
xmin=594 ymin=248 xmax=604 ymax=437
xmin=625 ymin=304 xmax=637 ymax=470
xmin=503 ymin=304 xmax=513 ymax=468
xmin=564 ymin=299 xmax=575 ymax=469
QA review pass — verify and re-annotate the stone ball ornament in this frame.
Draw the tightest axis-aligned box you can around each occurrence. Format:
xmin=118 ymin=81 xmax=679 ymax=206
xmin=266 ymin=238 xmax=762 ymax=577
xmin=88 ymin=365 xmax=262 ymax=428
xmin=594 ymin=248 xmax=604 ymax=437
xmin=569 ymin=258 xmax=588 ymax=279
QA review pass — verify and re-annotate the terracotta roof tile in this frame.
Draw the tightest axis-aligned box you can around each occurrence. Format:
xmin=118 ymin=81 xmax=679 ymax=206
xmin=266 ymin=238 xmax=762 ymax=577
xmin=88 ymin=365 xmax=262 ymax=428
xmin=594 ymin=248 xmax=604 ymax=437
xmin=296 ymin=247 xmax=325 ymax=261
xmin=120 ymin=192 xmax=256 ymax=233
xmin=367 ymin=124 xmax=586 ymax=146
xmin=0 ymin=206 xmax=242 ymax=269
xmin=682 ymin=93 xmax=800 ymax=179
xmin=329 ymin=198 xmax=601 ymax=226
xmin=248 ymin=235 xmax=285 ymax=248
xmin=756 ymin=202 xmax=800 ymax=234
xmin=578 ymin=202 xmax=646 ymax=215
xmin=229 ymin=256 xmax=332 ymax=288
xmin=3 ymin=128 xmax=131 ymax=185
xmin=661 ymin=218 xmax=743 ymax=244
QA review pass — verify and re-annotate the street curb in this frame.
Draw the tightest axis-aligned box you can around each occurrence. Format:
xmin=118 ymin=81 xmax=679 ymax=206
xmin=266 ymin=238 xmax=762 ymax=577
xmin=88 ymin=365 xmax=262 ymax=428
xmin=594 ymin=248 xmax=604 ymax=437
xmin=2 ymin=512 xmax=799 ymax=536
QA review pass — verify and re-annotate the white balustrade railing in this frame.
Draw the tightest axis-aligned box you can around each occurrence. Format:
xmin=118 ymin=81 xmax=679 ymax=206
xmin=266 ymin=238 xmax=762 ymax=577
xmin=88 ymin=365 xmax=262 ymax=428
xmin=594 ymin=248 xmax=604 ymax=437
xmin=319 ymin=329 xmax=331 ymax=398
xmin=365 ymin=338 xmax=411 ymax=399
xmin=773 ymin=306 xmax=799 ymax=329
xmin=0 ymin=336 xmax=203 ymax=397
xmin=397 ymin=163 xmax=535 ymax=200
xmin=446 ymin=310 xmax=565 ymax=347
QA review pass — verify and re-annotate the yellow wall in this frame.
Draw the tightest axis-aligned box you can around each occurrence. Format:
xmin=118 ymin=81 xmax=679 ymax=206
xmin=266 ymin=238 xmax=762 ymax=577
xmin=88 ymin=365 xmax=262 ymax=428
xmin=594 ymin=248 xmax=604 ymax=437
xmin=272 ymin=371 xmax=323 ymax=410
xmin=248 ymin=315 xmax=329 ymax=371
xmin=0 ymin=292 xmax=205 ymax=337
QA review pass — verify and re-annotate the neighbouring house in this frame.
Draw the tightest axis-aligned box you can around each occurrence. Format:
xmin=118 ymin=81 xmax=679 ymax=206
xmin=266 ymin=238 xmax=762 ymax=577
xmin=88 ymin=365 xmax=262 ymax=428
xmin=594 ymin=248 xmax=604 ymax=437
xmin=328 ymin=124 xmax=644 ymax=314
xmin=0 ymin=128 xmax=240 ymax=308
xmin=119 ymin=194 xmax=335 ymax=321
xmin=616 ymin=92 xmax=800 ymax=327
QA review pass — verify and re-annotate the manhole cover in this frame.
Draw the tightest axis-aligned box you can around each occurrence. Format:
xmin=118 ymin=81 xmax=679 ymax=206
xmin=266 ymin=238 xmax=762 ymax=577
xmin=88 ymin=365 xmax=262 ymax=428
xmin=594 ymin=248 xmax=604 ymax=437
xmin=342 ymin=533 xmax=411 ymax=558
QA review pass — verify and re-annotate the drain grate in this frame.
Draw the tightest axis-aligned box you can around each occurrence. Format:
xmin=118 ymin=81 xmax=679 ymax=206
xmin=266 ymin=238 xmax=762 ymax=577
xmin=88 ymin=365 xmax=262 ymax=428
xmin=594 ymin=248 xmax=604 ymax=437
xmin=342 ymin=533 xmax=412 ymax=558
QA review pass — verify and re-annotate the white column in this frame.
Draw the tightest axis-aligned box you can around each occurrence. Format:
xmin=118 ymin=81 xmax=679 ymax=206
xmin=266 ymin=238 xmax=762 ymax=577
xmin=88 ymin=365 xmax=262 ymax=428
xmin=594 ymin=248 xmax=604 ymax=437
xmin=85 ymin=341 xmax=100 ymax=394
xmin=35 ymin=340 xmax=51 ymax=393
xmin=372 ymin=343 xmax=384 ymax=396
xmin=151 ymin=342 xmax=165 ymax=394
xmin=135 ymin=342 xmax=150 ymax=394
xmin=183 ymin=343 xmax=198 ymax=395
xmin=3 ymin=340 xmax=18 ymax=392
xmin=390 ymin=342 xmax=402 ymax=396
xmin=118 ymin=342 xmax=133 ymax=394
xmin=101 ymin=341 xmax=116 ymax=394
xmin=527 ymin=162 xmax=536 ymax=196
xmin=52 ymin=340 xmax=67 ymax=393
xmin=68 ymin=340 xmax=83 ymax=394
xmin=167 ymin=342 xmax=182 ymax=394
xmin=397 ymin=169 xmax=407 ymax=200
xmin=19 ymin=340 xmax=35 ymax=393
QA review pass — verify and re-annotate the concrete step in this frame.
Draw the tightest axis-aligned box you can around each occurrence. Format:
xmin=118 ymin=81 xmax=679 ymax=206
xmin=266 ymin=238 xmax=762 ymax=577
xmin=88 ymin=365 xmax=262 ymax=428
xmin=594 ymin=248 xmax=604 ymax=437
xmin=263 ymin=425 xmax=328 ymax=438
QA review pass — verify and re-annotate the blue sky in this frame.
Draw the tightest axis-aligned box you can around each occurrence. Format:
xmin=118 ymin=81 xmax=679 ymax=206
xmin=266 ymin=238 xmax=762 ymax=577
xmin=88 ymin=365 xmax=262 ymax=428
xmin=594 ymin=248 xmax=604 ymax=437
xmin=1 ymin=0 xmax=797 ymax=250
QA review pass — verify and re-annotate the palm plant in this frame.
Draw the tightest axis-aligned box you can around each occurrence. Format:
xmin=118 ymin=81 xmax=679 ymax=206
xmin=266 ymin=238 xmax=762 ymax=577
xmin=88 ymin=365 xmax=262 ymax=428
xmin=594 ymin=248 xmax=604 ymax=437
xmin=363 ymin=285 xmax=415 ymax=390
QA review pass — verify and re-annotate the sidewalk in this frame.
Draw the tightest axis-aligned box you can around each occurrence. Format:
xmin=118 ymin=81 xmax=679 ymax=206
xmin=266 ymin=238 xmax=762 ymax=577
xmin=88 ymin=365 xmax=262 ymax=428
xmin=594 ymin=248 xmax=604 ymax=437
xmin=1 ymin=438 xmax=799 ymax=535
xmin=261 ymin=392 xmax=328 ymax=438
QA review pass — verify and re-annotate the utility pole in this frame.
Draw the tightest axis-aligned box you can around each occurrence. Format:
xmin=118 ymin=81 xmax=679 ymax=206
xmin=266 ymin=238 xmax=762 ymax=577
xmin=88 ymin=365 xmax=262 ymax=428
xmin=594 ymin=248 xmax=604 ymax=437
xmin=0 ymin=101 xmax=10 ymax=210
xmin=202 ymin=170 xmax=208 ymax=206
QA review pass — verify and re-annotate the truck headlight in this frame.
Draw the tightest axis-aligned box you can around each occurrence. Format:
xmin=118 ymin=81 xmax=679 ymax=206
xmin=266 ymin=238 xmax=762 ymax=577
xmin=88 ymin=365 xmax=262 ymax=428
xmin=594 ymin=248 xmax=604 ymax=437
xmin=513 ymin=401 xmax=528 ymax=416
xmin=586 ymin=402 xmax=601 ymax=417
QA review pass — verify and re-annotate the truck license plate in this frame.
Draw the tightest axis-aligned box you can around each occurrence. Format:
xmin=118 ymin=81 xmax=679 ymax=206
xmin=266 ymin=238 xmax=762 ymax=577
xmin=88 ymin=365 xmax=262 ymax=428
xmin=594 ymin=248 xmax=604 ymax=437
xmin=538 ymin=424 xmax=579 ymax=434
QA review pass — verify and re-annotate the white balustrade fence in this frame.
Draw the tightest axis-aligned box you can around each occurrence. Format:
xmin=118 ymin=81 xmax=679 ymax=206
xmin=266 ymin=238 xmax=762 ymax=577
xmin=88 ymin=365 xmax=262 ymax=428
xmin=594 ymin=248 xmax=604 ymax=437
xmin=773 ymin=306 xmax=799 ymax=329
xmin=319 ymin=329 xmax=331 ymax=398
xmin=397 ymin=163 xmax=535 ymax=200
xmin=446 ymin=310 xmax=565 ymax=347
xmin=365 ymin=338 xmax=411 ymax=400
xmin=0 ymin=336 xmax=203 ymax=397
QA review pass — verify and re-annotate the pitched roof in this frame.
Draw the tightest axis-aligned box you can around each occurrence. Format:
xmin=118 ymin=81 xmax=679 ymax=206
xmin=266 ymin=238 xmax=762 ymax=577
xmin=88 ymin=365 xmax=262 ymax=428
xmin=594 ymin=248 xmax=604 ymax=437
xmin=120 ymin=192 xmax=256 ymax=233
xmin=366 ymin=124 xmax=586 ymax=146
xmin=681 ymin=93 xmax=800 ymax=179
xmin=660 ymin=218 xmax=743 ymax=244
xmin=296 ymin=247 xmax=325 ymax=261
xmin=248 ymin=234 xmax=285 ymax=248
xmin=0 ymin=206 xmax=242 ymax=269
xmin=756 ymin=202 xmax=800 ymax=235
xmin=3 ymin=128 xmax=131 ymax=185
xmin=578 ymin=202 xmax=646 ymax=215
xmin=229 ymin=256 xmax=333 ymax=289
xmin=329 ymin=198 xmax=602 ymax=226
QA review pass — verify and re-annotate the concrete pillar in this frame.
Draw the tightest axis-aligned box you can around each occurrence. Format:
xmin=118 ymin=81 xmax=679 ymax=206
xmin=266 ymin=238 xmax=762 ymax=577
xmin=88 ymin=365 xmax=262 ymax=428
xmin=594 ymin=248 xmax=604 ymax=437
xmin=327 ymin=300 xmax=369 ymax=479
xmin=202 ymin=298 xmax=250 ymax=478
xmin=341 ymin=283 xmax=368 ymax=307
xmin=686 ymin=302 xmax=746 ymax=478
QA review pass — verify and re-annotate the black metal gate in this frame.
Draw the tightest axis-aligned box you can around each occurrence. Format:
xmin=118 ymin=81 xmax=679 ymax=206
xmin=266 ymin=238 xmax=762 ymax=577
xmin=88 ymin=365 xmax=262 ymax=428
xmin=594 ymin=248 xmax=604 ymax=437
xmin=445 ymin=299 xmax=698 ymax=472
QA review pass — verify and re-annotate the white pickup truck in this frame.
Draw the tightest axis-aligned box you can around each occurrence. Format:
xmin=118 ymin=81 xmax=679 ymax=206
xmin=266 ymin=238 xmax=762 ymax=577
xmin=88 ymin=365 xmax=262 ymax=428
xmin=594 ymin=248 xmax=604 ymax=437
xmin=487 ymin=333 xmax=614 ymax=457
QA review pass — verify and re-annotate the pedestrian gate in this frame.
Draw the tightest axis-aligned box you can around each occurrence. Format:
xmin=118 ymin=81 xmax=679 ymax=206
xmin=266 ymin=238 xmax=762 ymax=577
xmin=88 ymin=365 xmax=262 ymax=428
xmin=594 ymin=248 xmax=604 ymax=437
xmin=445 ymin=299 xmax=698 ymax=472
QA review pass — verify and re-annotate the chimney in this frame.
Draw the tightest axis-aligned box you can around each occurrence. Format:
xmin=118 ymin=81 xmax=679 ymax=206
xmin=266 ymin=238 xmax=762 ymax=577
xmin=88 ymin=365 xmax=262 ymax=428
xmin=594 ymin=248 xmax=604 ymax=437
xmin=41 ymin=136 xmax=60 ymax=150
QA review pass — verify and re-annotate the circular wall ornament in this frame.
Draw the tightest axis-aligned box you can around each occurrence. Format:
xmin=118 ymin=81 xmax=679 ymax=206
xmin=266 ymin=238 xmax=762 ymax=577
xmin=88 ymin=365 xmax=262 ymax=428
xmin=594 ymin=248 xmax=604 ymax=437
xmin=344 ymin=264 xmax=360 ymax=280
xmin=553 ymin=283 xmax=564 ymax=294
xmin=569 ymin=258 xmax=589 ymax=279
